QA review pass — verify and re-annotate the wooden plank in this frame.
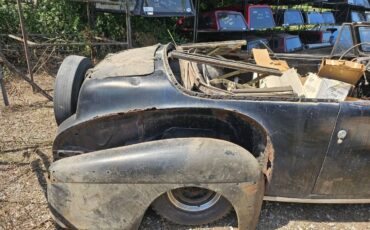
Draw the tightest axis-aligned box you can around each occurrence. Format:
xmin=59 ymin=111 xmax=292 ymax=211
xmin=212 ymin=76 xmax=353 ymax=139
xmin=180 ymin=40 xmax=246 ymax=50
xmin=8 ymin=34 xmax=39 ymax=46
xmin=170 ymin=51 xmax=283 ymax=76
xmin=215 ymin=70 xmax=246 ymax=79
xmin=232 ymin=86 xmax=293 ymax=94
xmin=18 ymin=42 xmax=128 ymax=47
xmin=16 ymin=0 xmax=35 ymax=91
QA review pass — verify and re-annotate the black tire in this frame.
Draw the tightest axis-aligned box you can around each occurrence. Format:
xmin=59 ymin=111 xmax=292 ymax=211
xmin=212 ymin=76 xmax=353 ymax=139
xmin=152 ymin=187 xmax=232 ymax=226
xmin=53 ymin=55 xmax=92 ymax=125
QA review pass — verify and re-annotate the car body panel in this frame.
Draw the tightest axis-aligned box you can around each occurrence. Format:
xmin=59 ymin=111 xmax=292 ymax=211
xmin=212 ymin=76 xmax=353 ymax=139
xmin=313 ymin=101 xmax=370 ymax=197
xmin=48 ymin=138 xmax=264 ymax=229
xmin=51 ymin=44 xmax=370 ymax=200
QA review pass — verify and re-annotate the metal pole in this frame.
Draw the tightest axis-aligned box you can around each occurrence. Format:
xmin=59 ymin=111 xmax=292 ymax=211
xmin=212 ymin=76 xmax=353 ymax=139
xmin=193 ymin=0 xmax=200 ymax=43
xmin=0 ymin=65 xmax=9 ymax=106
xmin=16 ymin=0 xmax=35 ymax=91
xmin=125 ymin=0 xmax=132 ymax=48
xmin=243 ymin=0 xmax=247 ymax=17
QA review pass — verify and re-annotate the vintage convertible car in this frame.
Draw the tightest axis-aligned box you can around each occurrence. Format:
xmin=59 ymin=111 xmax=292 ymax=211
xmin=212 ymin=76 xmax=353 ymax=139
xmin=49 ymin=25 xmax=370 ymax=230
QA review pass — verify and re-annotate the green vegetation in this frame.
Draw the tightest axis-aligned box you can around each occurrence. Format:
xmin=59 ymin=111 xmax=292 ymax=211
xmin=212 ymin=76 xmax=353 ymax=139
xmin=0 ymin=0 xmax=186 ymax=48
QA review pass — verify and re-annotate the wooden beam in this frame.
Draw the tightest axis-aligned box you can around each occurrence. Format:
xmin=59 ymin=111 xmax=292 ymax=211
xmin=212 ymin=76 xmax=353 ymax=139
xmin=170 ymin=51 xmax=282 ymax=76
xmin=180 ymin=40 xmax=247 ymax=50
xmin=231 ymin=86 xmax=293 ymax=94
xmin=8 ymin=34 xmax=39 ymax=46
xmin=16 ymin=0 xmax=35 ymax=91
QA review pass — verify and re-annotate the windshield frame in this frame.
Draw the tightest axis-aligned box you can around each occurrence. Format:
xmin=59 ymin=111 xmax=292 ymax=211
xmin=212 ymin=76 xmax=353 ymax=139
xmin=306 ymin=11 xmax=325 ymax=24
xmin=322 ymin=12 xmax=336 ymax=24
xmin=356 ymin=25 xmax=370 ymax=53
xmin=283 ymin=9 xmax=304 ymax=26
xmin=216 ymin=11 xmax=248 ymax=31
xmin=331 ymin=23 xmax=370 ymax=58
xmin=331 ymin=24 xmax=356 ymax=57
xmin=351 ymin=11 xmax=366 ymax=22
xmin=285 ymin=36 xmax=304 ymax=52
xmin=139 ymin=0 xmax=195 ymax=17
xmin=248 ymin=6 xmax=276 ymax=30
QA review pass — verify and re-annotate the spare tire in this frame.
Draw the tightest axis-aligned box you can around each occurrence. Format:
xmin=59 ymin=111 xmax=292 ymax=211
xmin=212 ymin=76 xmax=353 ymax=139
xmin=53 ymin=55 xmax=92 ymax=125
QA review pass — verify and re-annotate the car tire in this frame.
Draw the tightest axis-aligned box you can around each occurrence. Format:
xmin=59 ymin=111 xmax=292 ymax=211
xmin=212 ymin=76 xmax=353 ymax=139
xmin=152 ymin=187 xmax=232 ymax=226
xmin=53 ymin=55 xmax=92 ymax=125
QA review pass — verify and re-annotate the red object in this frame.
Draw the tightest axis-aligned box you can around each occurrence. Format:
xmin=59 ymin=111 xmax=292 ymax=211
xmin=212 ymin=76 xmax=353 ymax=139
xmin=177 ymin=17 xmax=185 ymax=25
xmin=217 ymin=4 xmax=273 ymax=29
xmin=176 ymin=10 xmax=246 ymax=32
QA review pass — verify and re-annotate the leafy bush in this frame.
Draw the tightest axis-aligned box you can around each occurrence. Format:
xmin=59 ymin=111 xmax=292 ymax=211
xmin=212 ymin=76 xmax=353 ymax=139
xmin=0 ymin=0 xmax=186 ymax=48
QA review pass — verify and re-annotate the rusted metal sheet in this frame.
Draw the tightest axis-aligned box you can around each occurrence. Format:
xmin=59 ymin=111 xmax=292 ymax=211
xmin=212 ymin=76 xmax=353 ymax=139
xmin=89 ymin=44 xmax=159 ymax=79
xmin=49 ymin=138 xmax=264 ymax=229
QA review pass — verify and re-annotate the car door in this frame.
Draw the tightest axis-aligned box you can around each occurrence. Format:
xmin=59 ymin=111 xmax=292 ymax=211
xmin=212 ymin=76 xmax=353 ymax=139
xmin=313 ymin=101 xmax=370 ymax=197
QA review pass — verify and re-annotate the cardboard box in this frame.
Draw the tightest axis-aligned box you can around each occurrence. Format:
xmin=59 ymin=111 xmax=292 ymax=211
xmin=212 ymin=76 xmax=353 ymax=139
xmin=304 ymin=73 xmax=352 ymax=101
xmin=260 ymin=68 xmax=305 ymax=97
xmin=318 ymin=59 xmax=365 ymax=85
xmin=252 ymin=49 xmax=290 ymax=71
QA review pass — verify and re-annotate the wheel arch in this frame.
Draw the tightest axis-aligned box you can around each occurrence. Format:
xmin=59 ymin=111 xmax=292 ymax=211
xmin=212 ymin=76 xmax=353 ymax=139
xmin=53 ymin=107 xmax=274 ymax=180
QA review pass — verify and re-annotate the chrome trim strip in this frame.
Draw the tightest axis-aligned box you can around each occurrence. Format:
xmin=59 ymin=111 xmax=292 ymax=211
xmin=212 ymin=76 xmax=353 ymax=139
xmin=264 ymin=196 xmax=370 ymax=204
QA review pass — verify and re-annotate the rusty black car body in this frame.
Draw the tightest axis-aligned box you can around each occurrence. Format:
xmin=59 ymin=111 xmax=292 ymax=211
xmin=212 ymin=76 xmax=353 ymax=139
xmin=48 ymin=27 xmax=370 ymax=229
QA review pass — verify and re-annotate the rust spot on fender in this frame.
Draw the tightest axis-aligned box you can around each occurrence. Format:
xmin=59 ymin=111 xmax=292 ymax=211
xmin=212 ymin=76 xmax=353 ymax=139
xmin=261 ymin=136 xmax=274 ymax=182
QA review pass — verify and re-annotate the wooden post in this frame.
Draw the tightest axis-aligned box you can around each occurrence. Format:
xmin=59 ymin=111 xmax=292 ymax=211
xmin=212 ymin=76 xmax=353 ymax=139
xmin=0 ymin=65 xmax=9 ymax=106
xmin=87 ymin=2 xmax=96 ymax=60
xmin=16 ymin=0 xmax=35 ymax=92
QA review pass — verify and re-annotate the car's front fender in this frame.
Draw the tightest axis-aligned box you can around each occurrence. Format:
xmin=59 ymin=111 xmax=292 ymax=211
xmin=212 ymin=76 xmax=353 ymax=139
xmin=48 ymin=138 xmax=264 ymax=229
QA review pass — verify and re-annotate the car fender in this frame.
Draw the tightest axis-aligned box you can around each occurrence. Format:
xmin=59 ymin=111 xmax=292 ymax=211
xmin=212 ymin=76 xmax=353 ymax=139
xmin=48 ymin=138 xmax=264 ymax=229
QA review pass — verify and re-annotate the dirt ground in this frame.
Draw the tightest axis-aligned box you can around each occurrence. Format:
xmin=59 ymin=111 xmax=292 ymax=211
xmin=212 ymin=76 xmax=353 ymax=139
xmin=0 ymin=74 xmax=369 ymax=230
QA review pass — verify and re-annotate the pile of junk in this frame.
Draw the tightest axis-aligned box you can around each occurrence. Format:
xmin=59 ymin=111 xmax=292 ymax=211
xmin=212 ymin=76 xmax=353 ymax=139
xmin=169 ymin=39 xmax=370 ymax=101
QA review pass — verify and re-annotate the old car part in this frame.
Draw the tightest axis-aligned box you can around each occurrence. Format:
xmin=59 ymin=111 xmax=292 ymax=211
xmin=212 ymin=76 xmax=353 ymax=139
xmin=48 ymin=138 xmax=264 ymax=229
xmin=337 ymin=129 xmax=348 ymax=144
xmin=53 ymin=55 xmax=92 ymax=125
xmin=49 ymin=39 xmax=370 ymax=229
xmin=152 ymin=187 xmax=232 ymax=225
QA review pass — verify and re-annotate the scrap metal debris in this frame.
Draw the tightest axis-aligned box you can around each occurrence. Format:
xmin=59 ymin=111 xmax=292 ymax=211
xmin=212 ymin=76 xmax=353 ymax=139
xmin=170 ymin=40 xmax=368 ymax=101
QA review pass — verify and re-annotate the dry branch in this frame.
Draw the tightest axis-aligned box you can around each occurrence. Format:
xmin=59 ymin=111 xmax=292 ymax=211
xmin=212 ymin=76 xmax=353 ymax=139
xmin=0 ymin=49 xmax=53 ymax=101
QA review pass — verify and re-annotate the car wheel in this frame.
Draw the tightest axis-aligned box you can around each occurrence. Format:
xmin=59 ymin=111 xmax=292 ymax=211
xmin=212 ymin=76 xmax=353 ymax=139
xmin=54 ymin=55 xmax=92 ymax=125
xmin=152 ymin=186 xmax=232 ymax=226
